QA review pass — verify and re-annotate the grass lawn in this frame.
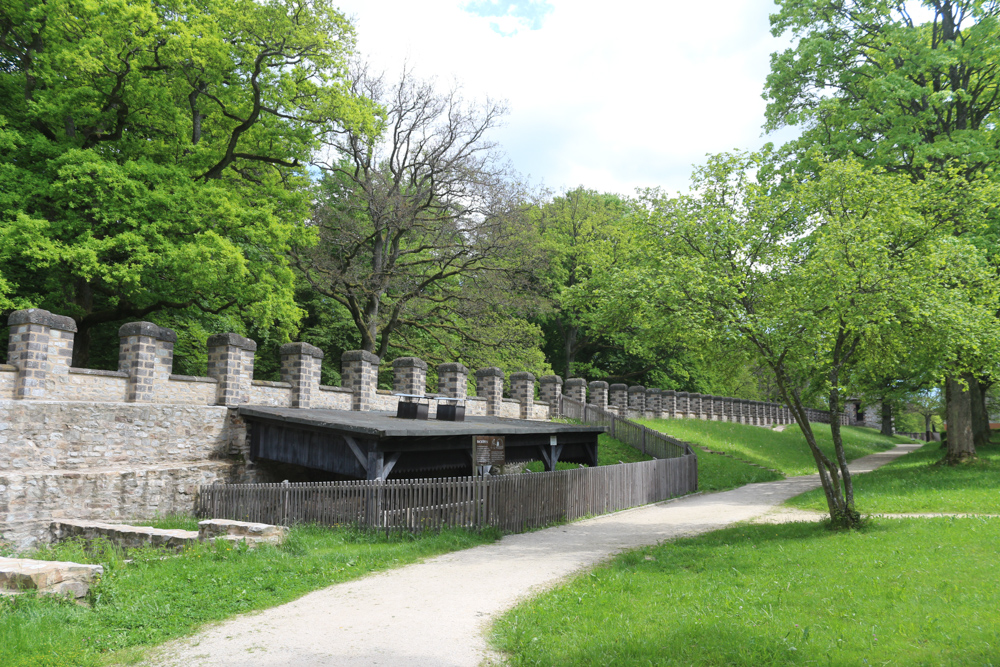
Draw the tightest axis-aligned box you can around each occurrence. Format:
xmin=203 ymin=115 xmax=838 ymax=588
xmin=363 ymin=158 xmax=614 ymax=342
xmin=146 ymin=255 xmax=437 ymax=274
xmin=695 ymin=448 xmax=784 ymax=491
xmin=0 ymin=524 xmax=499 ymax=667
xmin=787 ymin=439 xmax=1000 ymax=514
xmin=638 ymin=419 xmax=910 ymax=477
xmin=491 ymin=517 xmax=1000 ymax=666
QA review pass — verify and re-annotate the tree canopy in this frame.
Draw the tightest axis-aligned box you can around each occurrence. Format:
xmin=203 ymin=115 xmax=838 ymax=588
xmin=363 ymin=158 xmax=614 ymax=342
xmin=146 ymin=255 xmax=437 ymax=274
xmin=294 ymin=67 xmax=545 ymax=365
xmin=0 ymin=0 xmax=375 ymax=364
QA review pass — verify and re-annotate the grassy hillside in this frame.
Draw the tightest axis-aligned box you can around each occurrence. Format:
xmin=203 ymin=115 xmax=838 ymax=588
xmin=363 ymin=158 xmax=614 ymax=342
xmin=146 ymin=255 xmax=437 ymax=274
xmin=787 ymin=439 xmax=1000 ymax=514
xmin=637 ymin=419 xmax=911 ymax=477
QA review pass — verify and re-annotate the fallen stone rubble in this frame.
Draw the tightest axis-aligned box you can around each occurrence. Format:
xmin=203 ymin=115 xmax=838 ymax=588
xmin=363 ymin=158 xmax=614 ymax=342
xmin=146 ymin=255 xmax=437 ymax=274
xmin=0 ymin=556 xmax=103 ymax=600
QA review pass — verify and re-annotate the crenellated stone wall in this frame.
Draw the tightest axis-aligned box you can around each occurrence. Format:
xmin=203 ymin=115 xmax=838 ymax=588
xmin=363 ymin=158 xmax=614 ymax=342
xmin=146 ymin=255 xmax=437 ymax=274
xmin=0 ymin=308 xmax=555 ymax=550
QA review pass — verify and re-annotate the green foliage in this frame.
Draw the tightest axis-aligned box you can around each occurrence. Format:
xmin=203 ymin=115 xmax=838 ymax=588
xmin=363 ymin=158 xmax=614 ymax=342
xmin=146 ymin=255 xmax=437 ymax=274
xmin=0 ymin=524 xmax=498 ymax=666
xmin=491 ymin=517 xmax=1000 ymax=666
xmin=765 ymin=0 xmax=1000 ymax=178
xmin=788 ymin=439 xmax=1000 ymax=514
xmin=0 ymin=0 xmax=375 ymax=365
xmin=294 ymin=69 xmax=545 ymax=369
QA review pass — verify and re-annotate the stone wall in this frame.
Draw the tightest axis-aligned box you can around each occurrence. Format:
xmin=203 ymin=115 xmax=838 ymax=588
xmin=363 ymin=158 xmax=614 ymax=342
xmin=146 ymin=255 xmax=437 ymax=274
xmin=0 ymin=308 xmax=558 ymax=549
xmin=0 ymin=399 xmax=246 ymax=550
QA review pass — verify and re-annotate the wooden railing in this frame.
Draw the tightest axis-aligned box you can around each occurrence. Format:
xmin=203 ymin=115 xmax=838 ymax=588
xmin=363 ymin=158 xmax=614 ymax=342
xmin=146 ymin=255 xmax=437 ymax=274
xmin=196 ymin=456 xmax=697 ymax=533
xmin=558 ymin=394 xmax=695 ymax=459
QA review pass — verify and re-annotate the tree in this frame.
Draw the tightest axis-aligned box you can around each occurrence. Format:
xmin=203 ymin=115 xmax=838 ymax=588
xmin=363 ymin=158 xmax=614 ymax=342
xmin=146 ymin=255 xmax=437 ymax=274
xmin=294 ymin=67 xmax=544 ymax=361
xmin=530 ymin=187 xmax=626 ymax=378
xmin=908 ymin=388 xmax=945 ymax=439
xmin=0 ymin=0 xmax=373 ymax=365
xmin=611 ymin=152 xmax=985 ymax=526
xmin=765 ymin=0 xmax=1000 ymax=462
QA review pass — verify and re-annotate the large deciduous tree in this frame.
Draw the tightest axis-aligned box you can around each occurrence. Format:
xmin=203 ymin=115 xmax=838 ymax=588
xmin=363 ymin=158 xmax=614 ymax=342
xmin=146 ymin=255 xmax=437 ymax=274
xmin=0 ymin=0 xmax=374 ymax=365
xmin=765 ymin=0 xmax=1000 ymax=462
xmin=294 ymin=67 xmax=544 ymax=361
xmin=606 ymin=152 xmax=989 ymax=526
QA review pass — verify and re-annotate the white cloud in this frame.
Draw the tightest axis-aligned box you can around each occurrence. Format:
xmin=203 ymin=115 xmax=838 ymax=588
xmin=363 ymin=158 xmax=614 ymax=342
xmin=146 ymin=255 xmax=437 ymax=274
xmin=336 ymin=0 xmax=796 ymax=197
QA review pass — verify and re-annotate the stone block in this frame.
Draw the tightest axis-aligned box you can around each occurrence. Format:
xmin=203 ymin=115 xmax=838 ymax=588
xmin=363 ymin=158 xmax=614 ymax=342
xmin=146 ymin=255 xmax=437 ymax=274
xmin=198 ymin=519 xmax=289 ymax=546
xmin=0 ymin=556 xmax=102 ymax=599
xmin=50 ymin=519 xmax=200 ymax=551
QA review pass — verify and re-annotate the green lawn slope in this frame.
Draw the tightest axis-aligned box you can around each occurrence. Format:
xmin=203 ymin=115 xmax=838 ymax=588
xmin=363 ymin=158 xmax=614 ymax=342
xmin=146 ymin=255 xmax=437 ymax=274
xmin=787 ymin=439 xmax=1000 ymax=514
xmin=638 ymin=419 xmax=910 ymax=477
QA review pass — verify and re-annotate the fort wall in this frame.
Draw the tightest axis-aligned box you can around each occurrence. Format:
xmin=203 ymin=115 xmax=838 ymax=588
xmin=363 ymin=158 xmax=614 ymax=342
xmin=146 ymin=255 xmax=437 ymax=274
xmin=0 ymin=309 xmax=552 ymax=549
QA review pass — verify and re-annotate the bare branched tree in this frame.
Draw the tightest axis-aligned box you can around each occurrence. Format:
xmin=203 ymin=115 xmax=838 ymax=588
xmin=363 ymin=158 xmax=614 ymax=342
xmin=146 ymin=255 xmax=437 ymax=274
xmin=296 ymin=66 xmax=545 ymax=359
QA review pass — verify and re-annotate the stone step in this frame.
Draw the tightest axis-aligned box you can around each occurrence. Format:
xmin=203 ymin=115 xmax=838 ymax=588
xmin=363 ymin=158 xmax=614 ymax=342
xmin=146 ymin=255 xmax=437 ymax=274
xmin=50 ymin=520 xmax=200 ymax=551
xmin=0 ymin=556 xmax=103 ymax=599
xmin=49 ymin=519 xmax=289 ymax=551
xmin=198 ymin=519 xmax=289 ymax=546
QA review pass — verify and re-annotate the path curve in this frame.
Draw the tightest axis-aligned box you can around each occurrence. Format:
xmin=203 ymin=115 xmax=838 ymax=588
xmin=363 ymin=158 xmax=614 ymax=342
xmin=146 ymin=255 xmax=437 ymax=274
xmin=145 ymin=443 xmax=920 ymax=667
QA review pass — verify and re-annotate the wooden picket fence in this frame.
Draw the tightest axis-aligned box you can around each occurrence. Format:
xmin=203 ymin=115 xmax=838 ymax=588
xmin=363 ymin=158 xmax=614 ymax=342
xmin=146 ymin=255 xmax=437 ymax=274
xmin=557 ymin=394 xmax=695 ymax=459
xmin=196 ymin=456 xmax=697 ymax=533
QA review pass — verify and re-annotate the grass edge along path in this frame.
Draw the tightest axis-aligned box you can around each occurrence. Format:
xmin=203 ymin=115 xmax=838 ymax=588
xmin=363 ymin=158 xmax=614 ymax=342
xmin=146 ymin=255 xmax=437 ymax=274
xmin=0 ymin=525 xmax=500 ymax=667
xmin=490 ymin=517 xmax=1000 ymax=666
xmin=787 ymin=439 xmax=1000 ymax=514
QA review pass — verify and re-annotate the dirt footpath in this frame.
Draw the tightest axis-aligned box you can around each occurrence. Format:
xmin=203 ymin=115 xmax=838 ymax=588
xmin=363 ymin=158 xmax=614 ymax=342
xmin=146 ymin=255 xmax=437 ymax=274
xmin=144 ymin=443 xmax=920 ymax=667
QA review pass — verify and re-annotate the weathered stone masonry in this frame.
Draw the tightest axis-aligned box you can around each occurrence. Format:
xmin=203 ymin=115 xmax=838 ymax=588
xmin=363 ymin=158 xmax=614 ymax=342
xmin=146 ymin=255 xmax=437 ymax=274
xmin=1 ymin=309 xmax=553 ymax=550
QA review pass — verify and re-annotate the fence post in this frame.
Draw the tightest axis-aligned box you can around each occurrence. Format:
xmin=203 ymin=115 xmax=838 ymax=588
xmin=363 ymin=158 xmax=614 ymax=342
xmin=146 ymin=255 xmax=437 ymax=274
xmin=642 ymin=427 xmax=647 ymax=455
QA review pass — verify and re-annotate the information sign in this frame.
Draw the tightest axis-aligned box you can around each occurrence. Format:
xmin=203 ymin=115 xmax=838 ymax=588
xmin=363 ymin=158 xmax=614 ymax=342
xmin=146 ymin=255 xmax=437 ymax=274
xmin=473 ymin=435 xmax=506 ymax=467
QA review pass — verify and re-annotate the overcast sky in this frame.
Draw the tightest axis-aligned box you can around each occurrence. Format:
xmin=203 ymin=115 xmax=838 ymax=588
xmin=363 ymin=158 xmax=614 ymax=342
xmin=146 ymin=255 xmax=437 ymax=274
xmin=333 ymin=0 xmax=799 ymax=198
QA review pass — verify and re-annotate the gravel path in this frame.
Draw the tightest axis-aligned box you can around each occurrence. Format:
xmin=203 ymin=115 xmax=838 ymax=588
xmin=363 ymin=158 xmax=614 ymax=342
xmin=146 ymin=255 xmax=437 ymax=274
xmin=144 ymin=443 xmax=921 ymax=667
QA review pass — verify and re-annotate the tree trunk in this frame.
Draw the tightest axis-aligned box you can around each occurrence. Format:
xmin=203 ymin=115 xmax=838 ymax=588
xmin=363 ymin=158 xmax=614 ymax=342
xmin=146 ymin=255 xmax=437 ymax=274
xmin=971 ymin=377 xmax=991 ymax=447
xmin=880 ymin=402 xmax=893 ymax=436
xmin=72 ymin=322 xmax=91 ymax=368
xmin=924 ymin=413 xmax=932 ymax=442
xmin=564 ymin=324 xmax=578 ymax=379
xmin=828 ymin=376 xmax=855 ymax=513
xmin=944 ymin=374 xmax=976 ymax=464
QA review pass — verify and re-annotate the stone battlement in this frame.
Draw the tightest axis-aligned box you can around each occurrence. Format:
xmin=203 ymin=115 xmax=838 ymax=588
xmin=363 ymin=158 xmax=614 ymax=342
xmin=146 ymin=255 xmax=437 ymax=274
xmin=0 ymin=309 xmax=551 ymax=550
xmin=1 ymin=309 xmax=547 ymax=421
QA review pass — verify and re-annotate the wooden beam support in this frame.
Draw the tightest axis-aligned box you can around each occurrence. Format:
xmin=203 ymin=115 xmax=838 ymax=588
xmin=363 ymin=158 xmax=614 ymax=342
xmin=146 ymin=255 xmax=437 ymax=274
xmin=343 ymin=435 xmax=368 ymax=472
xmin=380 ymin=452 xmax=401 ymax=480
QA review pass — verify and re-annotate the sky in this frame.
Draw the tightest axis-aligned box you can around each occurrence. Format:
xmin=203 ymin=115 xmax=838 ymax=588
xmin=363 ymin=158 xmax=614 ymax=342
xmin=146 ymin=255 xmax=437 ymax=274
xmin=333 ymin=0 xmax=799 ymax=198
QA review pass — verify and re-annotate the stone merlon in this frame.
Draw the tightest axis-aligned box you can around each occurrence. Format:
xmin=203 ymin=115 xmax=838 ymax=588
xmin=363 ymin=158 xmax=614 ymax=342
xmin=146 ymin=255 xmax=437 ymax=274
xmin=119 ymin=321 xmax=177 ymax=343
xmin=8 ymin=309 xmax=77 ymax=332
xmin=207 ymin=333 xmax=257 ymax=351
xmin=392 ymin=356 xmax=428 ymax=370
xmin=341 ymin=350 xmax=379 ymax=364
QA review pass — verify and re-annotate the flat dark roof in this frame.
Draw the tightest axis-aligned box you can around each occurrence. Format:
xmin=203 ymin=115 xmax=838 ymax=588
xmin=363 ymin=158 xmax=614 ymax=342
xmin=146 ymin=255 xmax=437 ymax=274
xmin=239 ymin=406 xmax=605 ymax=439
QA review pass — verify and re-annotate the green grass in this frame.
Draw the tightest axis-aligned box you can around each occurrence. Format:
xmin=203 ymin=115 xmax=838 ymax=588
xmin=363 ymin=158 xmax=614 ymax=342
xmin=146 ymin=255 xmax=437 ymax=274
xmin=694 ymin=448 xmax=784 ymax=491
xmin=638 ymin=419 xmax=910 ymax=477
xmin=787 ymin=440 xmax=1000 ymax=514
xmin=524 ymin=433 xmax=654 ymax=472
xmin=491 ymin=517 xmax=1000 ymax=666
xmin=0 ymin=525 xmax=499 ymax=667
